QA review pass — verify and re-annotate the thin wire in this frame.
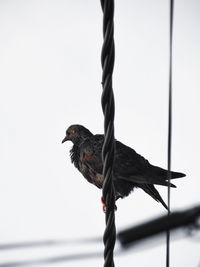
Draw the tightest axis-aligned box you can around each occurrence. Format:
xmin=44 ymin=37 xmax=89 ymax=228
xmin=166 ymin=0 xmax=174 ymax=266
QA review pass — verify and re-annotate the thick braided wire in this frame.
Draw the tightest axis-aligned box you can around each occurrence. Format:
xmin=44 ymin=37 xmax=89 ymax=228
xmin=100 ymin=1 xmax=116 ymax=267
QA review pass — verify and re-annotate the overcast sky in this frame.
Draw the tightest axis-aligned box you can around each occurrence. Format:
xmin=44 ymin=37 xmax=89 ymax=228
xmin=0 ymin=0 xmax=200 ymax=266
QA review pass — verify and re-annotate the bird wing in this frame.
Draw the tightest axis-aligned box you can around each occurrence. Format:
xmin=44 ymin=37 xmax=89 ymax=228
xmin=80 ymin=137 xmax=176 ymax=187
xmin=80 ymin=137 xmax=156 ymax=184
xmin=114 ymin=141 xmax=175 ymax=187
xmin=114 ymin=141 xmax=149 ymax=179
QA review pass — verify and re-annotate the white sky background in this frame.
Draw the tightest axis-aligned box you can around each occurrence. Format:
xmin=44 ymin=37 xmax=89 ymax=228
xmin=0 ymin=0 xmax=199 ymax=266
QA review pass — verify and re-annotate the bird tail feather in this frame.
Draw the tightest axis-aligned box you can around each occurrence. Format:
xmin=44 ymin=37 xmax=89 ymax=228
xmin=141 ymin=184 xmax=168 ymax=210
xmin=152 ymin=165 xmax=186 ymax=180
xmin=171 ymin=171 xmax=186 ymax=179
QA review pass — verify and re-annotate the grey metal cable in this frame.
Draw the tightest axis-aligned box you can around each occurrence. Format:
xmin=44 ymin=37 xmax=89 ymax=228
xmin=166 ymin=0 xmax=174 ymax=266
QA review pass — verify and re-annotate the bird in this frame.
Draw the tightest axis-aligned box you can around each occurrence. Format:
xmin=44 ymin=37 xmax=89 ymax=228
xmin=62 ymin=124 xmax=185 ymax=210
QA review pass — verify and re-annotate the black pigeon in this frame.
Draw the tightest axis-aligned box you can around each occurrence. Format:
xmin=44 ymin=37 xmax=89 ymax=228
xmin=62 ymin=124 xmax=185 ymax=210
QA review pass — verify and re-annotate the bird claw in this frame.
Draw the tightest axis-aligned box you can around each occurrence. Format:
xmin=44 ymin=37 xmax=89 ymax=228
xmin=101 ymin=196 xmax=117 ymax=213
xmin=103 ymin=203 xmax=107 ymax=213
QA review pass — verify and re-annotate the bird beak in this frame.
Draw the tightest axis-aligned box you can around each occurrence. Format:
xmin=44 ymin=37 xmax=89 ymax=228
xmin=62 ymin=135 xmax=69 ymax=144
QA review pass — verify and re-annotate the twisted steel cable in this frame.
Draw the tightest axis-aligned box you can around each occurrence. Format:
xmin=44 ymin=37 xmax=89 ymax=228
xmin=100 ymin=0 xmax=116 ymax=266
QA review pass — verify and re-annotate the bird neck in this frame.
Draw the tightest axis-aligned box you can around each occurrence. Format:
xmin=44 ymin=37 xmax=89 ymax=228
xmin=73 ymin=131 xmax=93 ymax=146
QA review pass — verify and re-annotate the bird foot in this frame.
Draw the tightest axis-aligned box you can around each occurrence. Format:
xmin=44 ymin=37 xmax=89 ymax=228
xmin=101 ymin=196 xmax=117 ymax=213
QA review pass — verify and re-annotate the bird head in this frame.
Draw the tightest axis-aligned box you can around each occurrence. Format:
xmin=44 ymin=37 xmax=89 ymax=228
xmin=62 ymin=124 xmax=93 ymax=145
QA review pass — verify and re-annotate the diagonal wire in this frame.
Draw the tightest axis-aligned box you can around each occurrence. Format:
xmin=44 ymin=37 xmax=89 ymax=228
xmin=166 ymin=0 xmax=174 ymax=266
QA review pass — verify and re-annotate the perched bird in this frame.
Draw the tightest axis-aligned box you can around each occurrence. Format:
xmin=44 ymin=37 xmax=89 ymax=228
xmin=62 ymin=124 xmax=185 ymax=210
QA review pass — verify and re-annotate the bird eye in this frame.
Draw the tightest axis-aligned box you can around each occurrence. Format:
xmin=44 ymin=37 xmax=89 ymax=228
xmin=70 ymin=129 xmax=75 ymax=134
